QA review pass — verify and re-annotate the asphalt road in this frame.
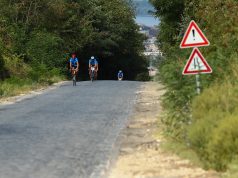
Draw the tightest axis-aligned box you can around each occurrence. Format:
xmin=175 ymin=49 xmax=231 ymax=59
xmin=0 ymin=81 xmax=141 ymax=178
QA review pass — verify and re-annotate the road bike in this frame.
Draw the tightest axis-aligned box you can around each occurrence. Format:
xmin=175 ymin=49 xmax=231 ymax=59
xmin=90 ymin=66 xmax=96 ymax=82
xmin=71 ymin=68 xmax=77 ymax=86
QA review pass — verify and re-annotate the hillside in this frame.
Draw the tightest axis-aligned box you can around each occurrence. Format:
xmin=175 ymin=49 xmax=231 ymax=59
xmin=133 ymin=0 xmax=154 ymax=16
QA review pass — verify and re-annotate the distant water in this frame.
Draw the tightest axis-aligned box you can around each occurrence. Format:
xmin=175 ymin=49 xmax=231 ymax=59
xmin=135 ymin=16 xmax=160 ymax=27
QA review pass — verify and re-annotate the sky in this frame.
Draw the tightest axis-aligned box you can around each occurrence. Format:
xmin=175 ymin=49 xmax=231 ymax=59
xmin=133 ymin=0 xmax=159 ymax=26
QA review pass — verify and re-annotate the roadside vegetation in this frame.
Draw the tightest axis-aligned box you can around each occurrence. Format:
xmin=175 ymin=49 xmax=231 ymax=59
xmin=0 ymin=0 xmax=148 ymax=98
xmin=150 ymin=0 xmax=238 ymax=175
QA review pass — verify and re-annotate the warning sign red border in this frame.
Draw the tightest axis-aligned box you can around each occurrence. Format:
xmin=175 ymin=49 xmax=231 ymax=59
xmin=183 ymin=48 xmax=212 ymax=75
xmin=180 ymin=20 xmax=210 ymax=48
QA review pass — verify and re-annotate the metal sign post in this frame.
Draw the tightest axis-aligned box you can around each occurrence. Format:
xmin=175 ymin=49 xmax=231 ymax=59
xmin=194 ymin=57 xmax=201 ymax=95
xmin=196 ymin=74 xmax=201 ymax=94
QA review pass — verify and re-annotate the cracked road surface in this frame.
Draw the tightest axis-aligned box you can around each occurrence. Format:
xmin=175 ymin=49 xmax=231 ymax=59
xmin=0 ymin=81 xmax=141 ymax=178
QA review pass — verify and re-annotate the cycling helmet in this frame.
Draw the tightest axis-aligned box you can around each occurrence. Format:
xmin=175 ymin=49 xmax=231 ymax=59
xmin=91 ymin=56 xmax=95 ymax=59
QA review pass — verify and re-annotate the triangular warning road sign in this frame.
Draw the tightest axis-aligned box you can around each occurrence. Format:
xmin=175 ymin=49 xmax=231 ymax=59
xmin=180 ymin=20 xmax=210 ymax=48
xmin=183 ymin=48 xmax=212 ymax=75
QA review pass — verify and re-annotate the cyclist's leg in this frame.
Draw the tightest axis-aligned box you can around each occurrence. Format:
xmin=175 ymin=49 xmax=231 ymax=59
xmin=95 ymin=66 xmax=98 ymax=80
xmin=73 ymin=66 xmax=78 ymax=78
xmin=71 ymin=66 xmax=75 ymax=76
xmin=75 ymin=66 xmax=79 ymax=81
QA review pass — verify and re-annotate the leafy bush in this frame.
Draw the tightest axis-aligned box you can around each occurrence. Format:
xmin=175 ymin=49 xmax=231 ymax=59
xmin=136 ymin=72 xmax=151 ymax=81
xmin=0 ymin=88 xmax=3 ymax=96
xmin=223 ymin=158 xmax=238 ymax=178
xmin=29 ymin=63 xmax=62 ymax=84
xmin=26 ymin=31 xmax=64 ymax=69
xmin=28 ymin=64 xmax=49 ymax=82
xmin=188 ymin=81 xmax=238 ymax=171
xmin=207 ymin=114 xmax=238 ymax=171
xmin=3 ymin=55 xmax=30 ymax=77
xmin=0 ymin=40 xmax=4 ymax=73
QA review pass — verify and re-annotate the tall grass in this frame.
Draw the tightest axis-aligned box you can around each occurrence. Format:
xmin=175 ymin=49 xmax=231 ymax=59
xmin=0 ymin=74 xmax=63 ymax=98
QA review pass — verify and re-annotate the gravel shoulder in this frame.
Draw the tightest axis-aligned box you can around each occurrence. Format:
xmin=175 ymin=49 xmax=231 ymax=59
xmin=109 ymin=82 xmax=219 ymax=178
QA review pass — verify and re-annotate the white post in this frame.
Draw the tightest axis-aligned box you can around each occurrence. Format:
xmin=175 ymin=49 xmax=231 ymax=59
xmin=195 ymin=57 xmax=201 ymax=95
xmin=196 ymin=74 xmax=201 ymax=94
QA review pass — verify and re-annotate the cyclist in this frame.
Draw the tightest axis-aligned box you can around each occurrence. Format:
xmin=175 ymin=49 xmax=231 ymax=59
xmin=69 ymin=53 xmax=79 ymax=75
xmin=89 ymin=56 xmax=99 ymax=80
xmin=118 ymin=70 xmax=123 ymax=80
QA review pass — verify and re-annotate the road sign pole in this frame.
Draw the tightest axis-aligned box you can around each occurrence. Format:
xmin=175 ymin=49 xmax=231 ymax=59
xmin=196 ymin=74 xmax=201 ymax=94
xmin=195 ymin=60 xmax=201 ymax=95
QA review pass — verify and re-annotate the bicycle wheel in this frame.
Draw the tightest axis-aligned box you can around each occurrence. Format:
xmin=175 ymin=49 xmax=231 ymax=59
xmin=73 ymin=75 xmax=76 ymax=86
xmin=91 ymin=71 xmax=94 ymax=82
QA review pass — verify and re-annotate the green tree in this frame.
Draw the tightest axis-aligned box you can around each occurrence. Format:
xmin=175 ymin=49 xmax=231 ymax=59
xmin=0 ymin=0 xmax=148 ymax=81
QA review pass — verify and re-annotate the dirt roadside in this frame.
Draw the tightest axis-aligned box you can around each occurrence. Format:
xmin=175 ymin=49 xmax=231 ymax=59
xmin=109 ymin=82 xmax=219 ymax=178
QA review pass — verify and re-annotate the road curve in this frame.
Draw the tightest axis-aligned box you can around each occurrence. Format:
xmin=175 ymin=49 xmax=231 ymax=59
xmin=0 ymin=81 xmax=141 ymax=178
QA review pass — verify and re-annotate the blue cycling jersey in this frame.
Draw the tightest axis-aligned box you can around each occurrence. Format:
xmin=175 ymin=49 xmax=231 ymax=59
xmin=118 ymin=72 xmax=123 ymax=78
xmin=70 ymin=58 xmax=79 ymax=67
xmin=89 ymin=59 xmax=98 ymax=66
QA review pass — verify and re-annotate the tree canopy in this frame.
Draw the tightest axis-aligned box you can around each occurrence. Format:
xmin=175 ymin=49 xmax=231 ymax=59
xmin=0 ymin=0 xmax=148 ymax=81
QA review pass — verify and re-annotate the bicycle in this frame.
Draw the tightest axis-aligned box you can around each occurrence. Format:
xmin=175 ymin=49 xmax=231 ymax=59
xmin=118 ymin=77 xmax=123 ymax=81
xmin=71 ymin=68 xmax=77 ymax=86
xmin=89 ymin=66 xmax=96 ymax=82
